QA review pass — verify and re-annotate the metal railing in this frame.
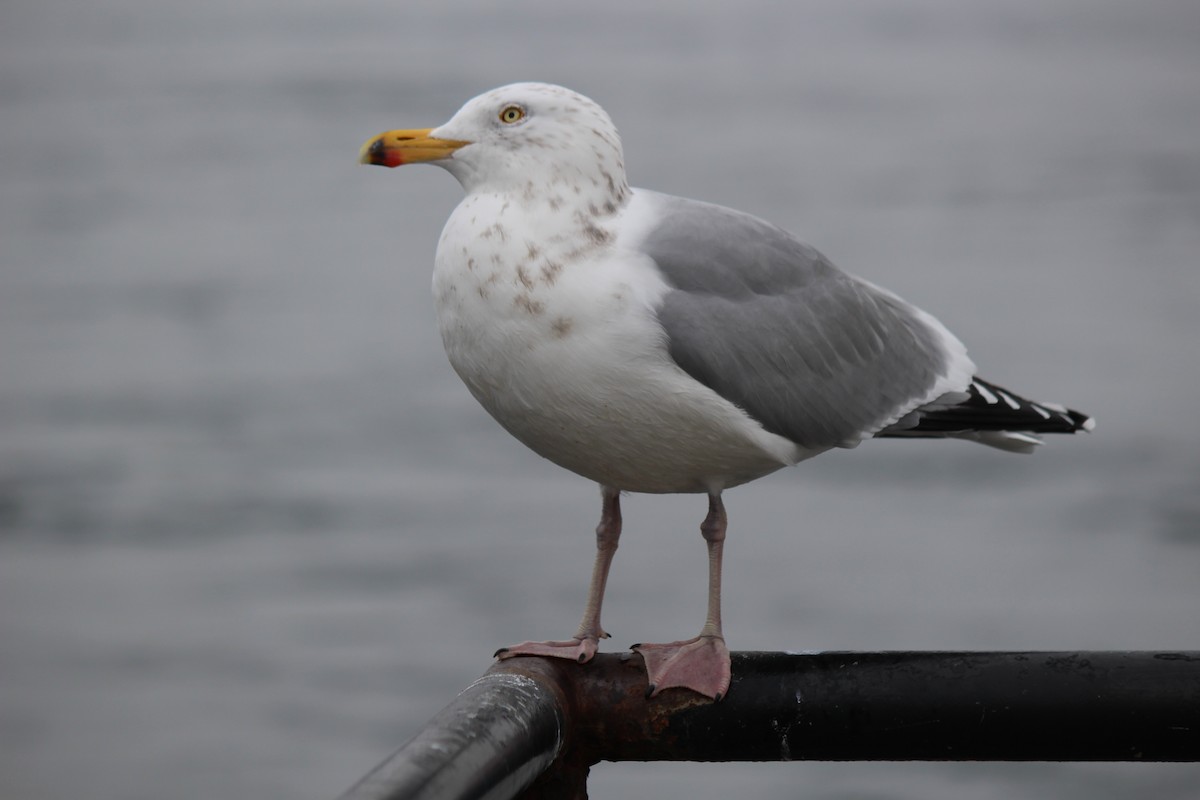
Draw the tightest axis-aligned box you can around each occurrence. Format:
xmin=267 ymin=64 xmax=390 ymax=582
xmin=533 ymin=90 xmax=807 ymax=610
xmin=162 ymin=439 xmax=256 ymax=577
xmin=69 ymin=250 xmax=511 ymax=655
xmin=336 ymin=651 xmax=1200 ymax=800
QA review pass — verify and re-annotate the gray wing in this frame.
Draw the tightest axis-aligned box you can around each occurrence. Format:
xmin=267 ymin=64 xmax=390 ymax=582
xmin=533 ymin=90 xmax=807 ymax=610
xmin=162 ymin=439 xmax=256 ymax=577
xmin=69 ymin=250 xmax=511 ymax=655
xmin=639 ymin=193 xmax=954 ymax=450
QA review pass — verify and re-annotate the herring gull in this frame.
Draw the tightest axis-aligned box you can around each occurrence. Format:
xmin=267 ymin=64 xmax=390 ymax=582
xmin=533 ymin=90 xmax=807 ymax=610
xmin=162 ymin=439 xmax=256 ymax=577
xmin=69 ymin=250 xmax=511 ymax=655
xmin=359 ymin=82 xmax=1093 ymax=701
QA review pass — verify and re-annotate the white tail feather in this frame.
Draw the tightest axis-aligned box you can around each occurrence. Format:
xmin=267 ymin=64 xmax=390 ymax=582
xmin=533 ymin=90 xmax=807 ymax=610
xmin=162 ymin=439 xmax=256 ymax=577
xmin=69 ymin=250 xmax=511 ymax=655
xmin=954 ymin=430 xmax=1044 ymax=454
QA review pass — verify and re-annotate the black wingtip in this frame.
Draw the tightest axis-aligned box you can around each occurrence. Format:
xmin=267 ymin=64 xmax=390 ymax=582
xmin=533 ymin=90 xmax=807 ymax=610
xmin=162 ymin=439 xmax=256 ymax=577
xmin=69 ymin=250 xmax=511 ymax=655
xmin=883 ymin=377 xmax=1094 ymax=437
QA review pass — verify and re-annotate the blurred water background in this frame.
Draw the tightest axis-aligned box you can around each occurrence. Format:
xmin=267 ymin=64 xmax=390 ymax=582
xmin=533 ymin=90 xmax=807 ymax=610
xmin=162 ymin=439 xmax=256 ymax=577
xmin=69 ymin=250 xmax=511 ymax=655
xmin=3 ymin=1 xmax=1199 ymax=798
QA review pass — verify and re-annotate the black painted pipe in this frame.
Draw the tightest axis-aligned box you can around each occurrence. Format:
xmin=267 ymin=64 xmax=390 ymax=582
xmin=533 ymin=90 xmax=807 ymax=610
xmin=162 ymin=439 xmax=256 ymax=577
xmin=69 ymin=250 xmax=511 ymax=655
xmin=591 ymin=651 xmax=1200 ymax=763
xmin=336 ymin=672 xmax=564 ymax=800
xmin=336 ymin=651 xmax=1200 ymax=800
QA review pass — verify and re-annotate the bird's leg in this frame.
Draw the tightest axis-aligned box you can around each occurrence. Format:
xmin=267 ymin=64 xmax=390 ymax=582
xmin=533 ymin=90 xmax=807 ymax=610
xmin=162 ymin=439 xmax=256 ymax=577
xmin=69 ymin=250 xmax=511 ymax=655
xmin=633 ymin=493 xmax=732 ymax=701
xmin=568 ymin=487 xmax=622 ymax=645
xmin=495 ymin=487 xmax=621 ymax=664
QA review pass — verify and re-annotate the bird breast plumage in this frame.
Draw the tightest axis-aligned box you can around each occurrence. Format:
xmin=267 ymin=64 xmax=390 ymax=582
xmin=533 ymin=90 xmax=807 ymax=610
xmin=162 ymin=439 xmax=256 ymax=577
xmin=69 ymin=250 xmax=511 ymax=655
xmin=430 ymin=194 xmax=806 ymax=493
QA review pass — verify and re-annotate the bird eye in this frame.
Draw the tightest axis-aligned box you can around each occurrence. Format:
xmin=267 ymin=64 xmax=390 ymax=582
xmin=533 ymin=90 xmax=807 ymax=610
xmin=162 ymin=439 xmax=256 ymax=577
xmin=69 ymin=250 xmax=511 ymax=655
xmin=498 ymin=105 xmax=525 ymax=124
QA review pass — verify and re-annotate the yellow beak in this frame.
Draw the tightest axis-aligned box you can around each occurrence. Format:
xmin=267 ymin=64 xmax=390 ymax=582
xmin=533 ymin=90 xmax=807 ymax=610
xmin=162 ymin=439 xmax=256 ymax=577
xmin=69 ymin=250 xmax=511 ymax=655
xmin=358 ymin=128 xmax=470 ymax=168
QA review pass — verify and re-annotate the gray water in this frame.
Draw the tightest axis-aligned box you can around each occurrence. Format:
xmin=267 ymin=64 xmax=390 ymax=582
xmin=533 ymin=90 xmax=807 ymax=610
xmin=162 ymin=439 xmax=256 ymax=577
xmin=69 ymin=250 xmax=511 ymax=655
xmin=3 ymin=1 xmax=1199 ymax=798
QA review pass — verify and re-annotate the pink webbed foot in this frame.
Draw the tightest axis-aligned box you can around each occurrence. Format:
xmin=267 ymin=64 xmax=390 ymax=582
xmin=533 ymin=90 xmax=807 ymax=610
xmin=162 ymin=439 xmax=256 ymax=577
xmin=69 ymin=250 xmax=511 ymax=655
xmin=494 ymin=634 xmax=604 ymax=664
xmin=495 ymin=490 xmax=622 ymax=667
xmin=632 ymin=634 xmax=731 ymax=700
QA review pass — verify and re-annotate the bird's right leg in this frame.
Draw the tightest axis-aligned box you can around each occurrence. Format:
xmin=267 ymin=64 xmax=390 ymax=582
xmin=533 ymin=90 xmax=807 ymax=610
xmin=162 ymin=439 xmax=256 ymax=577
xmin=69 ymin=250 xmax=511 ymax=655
xmin=633 ymin=492 xmax=732 ymax=700
xmin=495 ymin=486 xmax=621 ymax=664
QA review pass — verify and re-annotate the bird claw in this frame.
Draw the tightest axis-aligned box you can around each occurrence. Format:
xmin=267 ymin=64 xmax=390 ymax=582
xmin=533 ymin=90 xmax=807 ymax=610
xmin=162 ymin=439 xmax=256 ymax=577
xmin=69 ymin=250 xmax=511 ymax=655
xmin=633 ymin=635 xmax=730 ymax=700
xmin=494 ymin=636 xmax=600 ymax=664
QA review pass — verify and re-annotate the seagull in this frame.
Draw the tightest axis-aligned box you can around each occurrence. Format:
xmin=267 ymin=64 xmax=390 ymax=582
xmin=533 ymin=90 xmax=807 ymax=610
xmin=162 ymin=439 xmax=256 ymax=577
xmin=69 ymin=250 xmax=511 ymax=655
xmin=359 ymin=82 xmax=1093 ymax=701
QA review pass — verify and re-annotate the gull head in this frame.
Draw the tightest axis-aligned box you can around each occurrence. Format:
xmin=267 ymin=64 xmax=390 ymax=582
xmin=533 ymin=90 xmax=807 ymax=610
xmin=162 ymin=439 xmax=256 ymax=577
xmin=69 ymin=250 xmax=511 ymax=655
xmin=360 ymin=82 xmax=629 ymax=206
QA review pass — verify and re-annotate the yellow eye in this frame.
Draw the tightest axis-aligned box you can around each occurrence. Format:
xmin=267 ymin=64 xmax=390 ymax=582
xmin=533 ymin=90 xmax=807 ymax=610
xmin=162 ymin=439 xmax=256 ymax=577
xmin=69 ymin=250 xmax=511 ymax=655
xmin=498 ymin=105 xmax=525 ymax=124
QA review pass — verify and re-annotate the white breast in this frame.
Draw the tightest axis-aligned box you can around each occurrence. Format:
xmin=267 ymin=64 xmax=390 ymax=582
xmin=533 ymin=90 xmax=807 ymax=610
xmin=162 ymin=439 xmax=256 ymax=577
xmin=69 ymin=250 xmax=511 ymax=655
xmin=431 ymin=193 xmax=811 ymax=494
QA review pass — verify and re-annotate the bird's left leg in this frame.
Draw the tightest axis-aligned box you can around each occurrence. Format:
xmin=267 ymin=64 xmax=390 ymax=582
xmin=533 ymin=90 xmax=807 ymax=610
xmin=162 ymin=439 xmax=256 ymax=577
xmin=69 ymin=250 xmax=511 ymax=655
xmin=633 ymin=492 xmax=732 ymax=700
xmin=495 ymin=486 xmax=622 ymax=664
